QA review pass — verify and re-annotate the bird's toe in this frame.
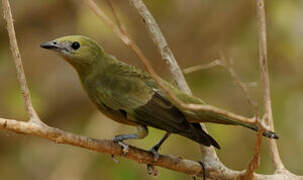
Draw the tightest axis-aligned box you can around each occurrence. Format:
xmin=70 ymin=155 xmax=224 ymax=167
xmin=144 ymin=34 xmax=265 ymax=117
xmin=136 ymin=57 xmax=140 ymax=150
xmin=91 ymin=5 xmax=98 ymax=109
xmin=263 ymin=131 xmax=279 ymax=139
xmin=117 ymin=141 xmax=129 ymax=154
xmin=146 ymin=164 xmax=159 ymax=177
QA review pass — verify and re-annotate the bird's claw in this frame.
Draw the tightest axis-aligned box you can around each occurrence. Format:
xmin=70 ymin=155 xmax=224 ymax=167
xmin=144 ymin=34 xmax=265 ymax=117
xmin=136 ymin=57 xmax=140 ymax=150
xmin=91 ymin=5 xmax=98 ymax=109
xmin=198 ymin=161 xmax=206 ymax=180
xmin=111 ymin=154 xmax=119 ymax=164
xmin=147 ymin=164 xmax=159 ymax=177
xmin=263 ymin=131 xmax=279 ymax=139
xmin=146 ymin=147 xmax=160 ymax=176
xmin=113 ymin=137 xmax=129 ymax=155
xmin=118 ymin=141 xmax=129 ymax=154
xmin=113 ymin=135 xmax=124 ymax=142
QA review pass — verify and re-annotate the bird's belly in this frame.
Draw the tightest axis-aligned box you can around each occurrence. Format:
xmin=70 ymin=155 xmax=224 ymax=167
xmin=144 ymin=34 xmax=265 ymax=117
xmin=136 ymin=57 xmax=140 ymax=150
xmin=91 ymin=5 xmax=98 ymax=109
xmin=83 ymin=84 xmax=138 ymax=126
xmin=95 ymin=103 xmax=138 ymax=126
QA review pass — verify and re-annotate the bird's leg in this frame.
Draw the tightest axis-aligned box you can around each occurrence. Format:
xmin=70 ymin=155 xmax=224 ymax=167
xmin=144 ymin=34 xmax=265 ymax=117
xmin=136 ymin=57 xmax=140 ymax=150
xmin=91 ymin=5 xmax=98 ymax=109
xmin=149 ymin=132 xmax=171 ymax=161
xmin=113 ymin=125 xmax=148 ymax=154
xmin=146 ymin=132 xmax=171 ymax=176
xmin=197 ymin=161 xmax=206 ymax=180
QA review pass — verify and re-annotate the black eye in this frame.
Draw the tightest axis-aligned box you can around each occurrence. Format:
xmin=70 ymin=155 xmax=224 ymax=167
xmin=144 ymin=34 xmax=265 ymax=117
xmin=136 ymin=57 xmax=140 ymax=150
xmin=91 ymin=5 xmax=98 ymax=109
xmin=71 ymin=41 xmax=80 ymax=50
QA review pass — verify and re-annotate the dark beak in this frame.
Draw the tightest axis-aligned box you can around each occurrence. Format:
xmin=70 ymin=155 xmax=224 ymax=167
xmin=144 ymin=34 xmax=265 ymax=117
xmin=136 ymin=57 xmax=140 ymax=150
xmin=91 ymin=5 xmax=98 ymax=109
xmin=40 ymin=41 xmax=59 ymax=50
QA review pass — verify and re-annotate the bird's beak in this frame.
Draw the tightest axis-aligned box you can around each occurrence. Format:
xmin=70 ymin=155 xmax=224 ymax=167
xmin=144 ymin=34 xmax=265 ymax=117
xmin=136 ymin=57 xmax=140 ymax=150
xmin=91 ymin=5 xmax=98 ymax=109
xmin=40 ymin=41 xmax=60 ymax=50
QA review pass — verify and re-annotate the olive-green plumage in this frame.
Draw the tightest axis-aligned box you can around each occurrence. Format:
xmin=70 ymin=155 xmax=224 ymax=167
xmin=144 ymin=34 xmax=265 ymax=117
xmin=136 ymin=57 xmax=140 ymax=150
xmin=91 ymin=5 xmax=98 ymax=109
xmin=41 ymin=35 xmax=278 ymax=150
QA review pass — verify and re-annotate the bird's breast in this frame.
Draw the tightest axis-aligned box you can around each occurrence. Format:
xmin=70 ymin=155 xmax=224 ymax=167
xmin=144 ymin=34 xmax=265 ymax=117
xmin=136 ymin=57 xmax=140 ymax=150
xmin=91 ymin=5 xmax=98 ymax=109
xmin=84 ymin=83 xmax=138 ymax=126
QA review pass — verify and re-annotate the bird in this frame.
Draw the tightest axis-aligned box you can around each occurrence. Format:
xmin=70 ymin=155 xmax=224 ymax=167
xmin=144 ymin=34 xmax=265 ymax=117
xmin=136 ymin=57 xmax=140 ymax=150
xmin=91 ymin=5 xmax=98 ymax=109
xmin=40 ymin=35 xmax=278 ymax=157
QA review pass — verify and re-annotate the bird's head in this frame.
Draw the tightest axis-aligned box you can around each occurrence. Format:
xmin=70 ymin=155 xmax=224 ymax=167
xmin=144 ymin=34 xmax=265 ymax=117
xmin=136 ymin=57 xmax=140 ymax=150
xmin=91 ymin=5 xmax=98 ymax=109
xmin=41 ymin=35 xmax=103 ymax=74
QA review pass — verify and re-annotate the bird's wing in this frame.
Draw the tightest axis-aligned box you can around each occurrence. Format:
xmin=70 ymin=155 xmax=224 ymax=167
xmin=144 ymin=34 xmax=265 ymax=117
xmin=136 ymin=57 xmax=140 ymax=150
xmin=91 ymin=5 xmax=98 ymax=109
xmin=93 ymin=59 xmax=154 ymax=109
xmin=162 ymin=81 xmax=278 ymax=139
xmin=96 ymin=61 xmax=188 ymax=126
xmin=93 ymin=60 xmax=221 ymax=147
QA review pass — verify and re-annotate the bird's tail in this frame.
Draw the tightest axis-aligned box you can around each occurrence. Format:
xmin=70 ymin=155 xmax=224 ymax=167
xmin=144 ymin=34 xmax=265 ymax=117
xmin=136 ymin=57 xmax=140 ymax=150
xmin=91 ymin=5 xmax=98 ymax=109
xmin=186 ymin=109 xmax=279 ymax=139
xmin=181 ymin=123 xmax=221 ymax=149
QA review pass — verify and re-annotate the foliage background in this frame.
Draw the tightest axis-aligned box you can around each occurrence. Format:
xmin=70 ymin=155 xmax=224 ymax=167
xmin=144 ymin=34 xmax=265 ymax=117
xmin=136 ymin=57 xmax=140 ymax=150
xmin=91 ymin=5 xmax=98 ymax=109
xmin=0 ymin=0 xmax=302 ymax=179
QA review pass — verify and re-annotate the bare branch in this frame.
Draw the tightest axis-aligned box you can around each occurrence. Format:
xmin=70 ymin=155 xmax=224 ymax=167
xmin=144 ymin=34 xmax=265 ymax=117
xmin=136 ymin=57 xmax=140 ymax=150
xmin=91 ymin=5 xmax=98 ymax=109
xmin=255 ymin=0 xmax=285 ymax=172
xmin=0 ymin=117 xmax=300 ymax=179
xmin=105 ymin=0 xmax=126 ymax=34
xmin=128 ymin=0 xmax=191 ymax=94
xmin=1 ymin=0 xmax=43 ymax=124
xmin=0 ymin=117 xmax=201 ymax=176
xmin=183 ymin=60 xmax=223 ymax=74
xmin=184 ymin=62 xmax=258 ymax=88
xmin=182 ymin=55 xmax=265 ymax=178
xmin=220 ymin=55 xmax=259 ymax=119
xmin=245 ymin=123 xmax=264 ymax=179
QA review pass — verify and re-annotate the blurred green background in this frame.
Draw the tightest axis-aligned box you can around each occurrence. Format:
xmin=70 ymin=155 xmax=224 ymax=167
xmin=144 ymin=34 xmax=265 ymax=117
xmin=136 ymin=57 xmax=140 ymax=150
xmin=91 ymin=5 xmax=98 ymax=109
xmin=0 ymin=0 xmax=303 ymax=179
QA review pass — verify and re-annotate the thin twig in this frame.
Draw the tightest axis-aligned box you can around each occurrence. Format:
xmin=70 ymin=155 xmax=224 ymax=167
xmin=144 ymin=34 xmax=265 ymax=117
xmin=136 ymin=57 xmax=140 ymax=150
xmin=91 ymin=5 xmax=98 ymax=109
xmin=218 ymin=54 xmax=263 ymax=178
xmin=183 ymin=60 xmax=223 ymax=74
xmin=245 ymin=122 xmax=264 ymax=179
xmin=220 ymin=55 xmax=259 ymax=118
xmin=256 ymin=0 xmax=285 ymax=172
xmin=128 ymin=0 xmax=191 ymax=94
xmin=1 ymin=0 xmax=43 ymax=124
xmin=183 ymin=62 xmax=258 ymax=88
xmin=105 ymin=0 xmax=126 ymax=34
xmin=182 ymin=56 xmax=265 ymax=178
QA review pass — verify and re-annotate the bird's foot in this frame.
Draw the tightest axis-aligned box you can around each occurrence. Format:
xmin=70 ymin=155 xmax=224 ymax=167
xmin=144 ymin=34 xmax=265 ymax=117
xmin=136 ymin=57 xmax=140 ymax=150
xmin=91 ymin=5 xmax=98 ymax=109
xmin=113 ymin=136 xmax=129 ymax=155
xmin=118 ymin=141 xmax=129 ymax=154
xmin=111 ymin=154 xmax=119 ymax=164
xmin=197 ymin=161 xmax=206 ymax=180
xmin=263 ymin=130 xmax=279 ymax=139
xmin=146 ymin=164 xmax=159 ymax=177
xmin=146 ymin=146 xmax=160 ymax=176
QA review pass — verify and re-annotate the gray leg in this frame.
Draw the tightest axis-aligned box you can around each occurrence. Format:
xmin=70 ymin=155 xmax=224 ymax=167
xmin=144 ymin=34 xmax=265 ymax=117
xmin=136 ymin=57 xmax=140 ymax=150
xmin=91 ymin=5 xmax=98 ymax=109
xmin=113 ymin=125 xmax=148 ymax=154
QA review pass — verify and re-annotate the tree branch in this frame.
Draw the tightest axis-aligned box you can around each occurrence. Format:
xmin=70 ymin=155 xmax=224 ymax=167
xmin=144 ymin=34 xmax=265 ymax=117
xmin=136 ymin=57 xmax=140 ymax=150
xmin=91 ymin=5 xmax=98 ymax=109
xmin=220 ymin=55 xmax=259 ymax=117
xmin=128 ymin=0 xmax=191 ymax=94
xmin=0 ymin=118 xmax=203 ymax=176
xmin=181 ymin=55 xmax=266 ymax=179
xmin=1 ymin=0 xmax=43 ymax=124
xmin=183 ymin=60 xmax=223 ymax=74
xmin=0 ymin=117 xmax=300 ymax=180
xmin=255 ymin=0 xmax=285 ymax=172
xmin=104 ymin=0 xmax=126 ymax=35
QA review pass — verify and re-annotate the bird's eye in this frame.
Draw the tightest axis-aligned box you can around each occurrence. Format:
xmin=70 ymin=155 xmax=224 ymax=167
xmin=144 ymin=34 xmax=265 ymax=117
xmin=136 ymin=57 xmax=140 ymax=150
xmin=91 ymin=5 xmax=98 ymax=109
xmin=71 ymin=41 xmax=80 ymax=50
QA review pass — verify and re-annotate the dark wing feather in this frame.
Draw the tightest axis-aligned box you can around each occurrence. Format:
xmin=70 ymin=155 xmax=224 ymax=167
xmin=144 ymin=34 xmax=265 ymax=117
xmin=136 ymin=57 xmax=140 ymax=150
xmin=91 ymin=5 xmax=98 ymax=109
xmin=134 ymin=92 xmax=220 ymax=149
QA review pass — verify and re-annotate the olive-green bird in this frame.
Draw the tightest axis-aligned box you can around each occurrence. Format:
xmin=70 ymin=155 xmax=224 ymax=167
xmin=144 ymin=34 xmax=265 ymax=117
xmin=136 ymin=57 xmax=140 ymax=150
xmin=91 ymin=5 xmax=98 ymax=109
xmin=41 ymin=35 xmax=278 ymax=156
